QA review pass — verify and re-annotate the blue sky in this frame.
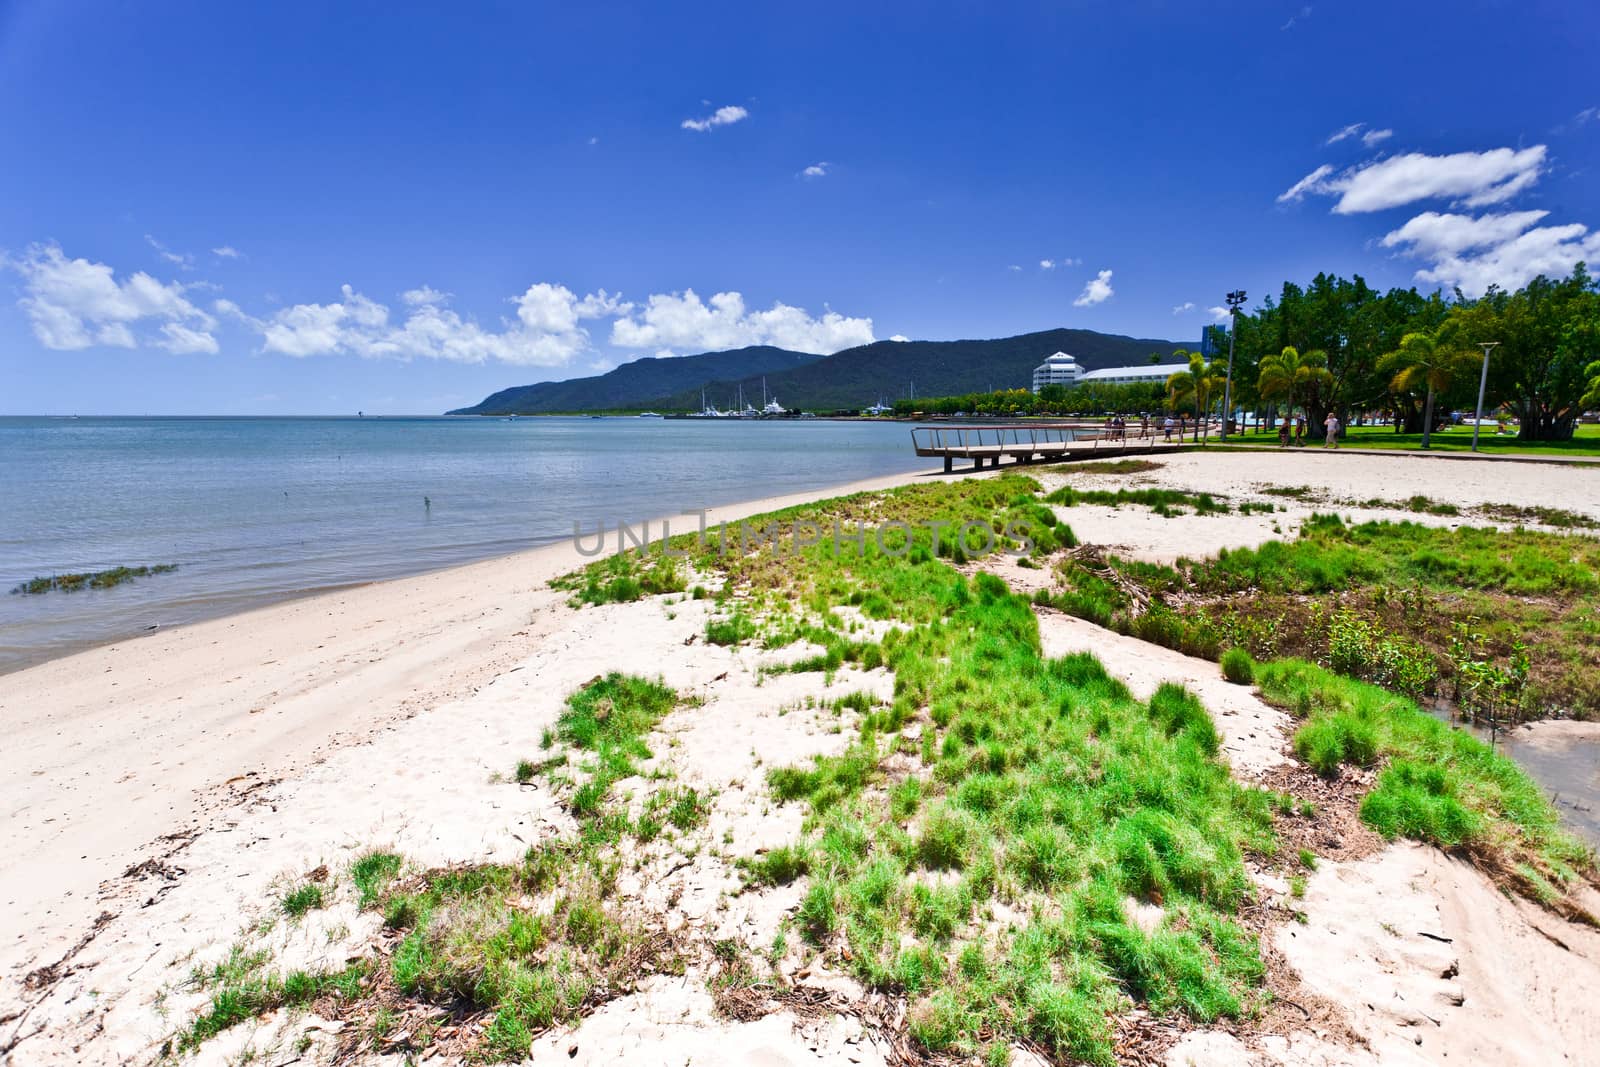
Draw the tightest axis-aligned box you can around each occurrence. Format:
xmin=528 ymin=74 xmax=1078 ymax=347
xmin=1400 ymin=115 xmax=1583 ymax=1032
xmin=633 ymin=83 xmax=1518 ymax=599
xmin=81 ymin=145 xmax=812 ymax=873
xmin=1 ymin=0 xmax=1594 ymax=414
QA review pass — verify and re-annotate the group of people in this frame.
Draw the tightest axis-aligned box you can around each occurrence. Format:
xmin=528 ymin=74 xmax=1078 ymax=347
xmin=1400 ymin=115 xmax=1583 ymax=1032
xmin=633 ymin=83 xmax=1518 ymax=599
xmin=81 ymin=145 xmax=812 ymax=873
xmin=1276 ymin=413 xmax=1342 ymax=447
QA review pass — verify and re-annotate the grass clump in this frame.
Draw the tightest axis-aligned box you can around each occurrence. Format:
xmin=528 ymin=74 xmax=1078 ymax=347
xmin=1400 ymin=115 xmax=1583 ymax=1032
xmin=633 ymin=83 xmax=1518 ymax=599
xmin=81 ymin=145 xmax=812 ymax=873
xmin=1256 ymin=658 xmax=1595 ymax=912
xmin=705 ymin=611 xmax=756 ymax=646
xmin=1220 ymin=647 xmax=1255 ymax=685
xmin=555 ymin=553 xmax=686 ymax=606
xmin=352 ymin=852 xmax=404 ymax=908
xmin=173 ymin=946 xmax=367 ymax=1053
xmin=281 ymin=883 xmax=325 ymax=918
xmin=1045 ymin=485 xmax=1230 ymax=517
xmin=556 ymin=673 xmax=678 ymax=818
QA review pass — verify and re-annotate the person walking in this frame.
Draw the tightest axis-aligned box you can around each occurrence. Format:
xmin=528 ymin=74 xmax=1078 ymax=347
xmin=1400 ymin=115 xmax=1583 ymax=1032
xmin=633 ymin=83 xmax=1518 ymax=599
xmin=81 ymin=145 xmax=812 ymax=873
xmin=1163 ymin=415 xmax=1174 ymax=442
xmin=1277 ymin=416 xmax=1291 ymax=448
xmin=1294 ymin=415 xmax=1306 ymax=446
xmin=1323 ymin=412 xmax=1340 ymax=448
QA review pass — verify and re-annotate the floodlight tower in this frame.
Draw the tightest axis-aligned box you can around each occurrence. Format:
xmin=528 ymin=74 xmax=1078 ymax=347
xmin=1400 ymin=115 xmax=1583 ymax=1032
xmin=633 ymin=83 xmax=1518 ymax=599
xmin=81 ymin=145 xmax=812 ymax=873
xmin=1220 ymin=290 xmax=1248 ymax=441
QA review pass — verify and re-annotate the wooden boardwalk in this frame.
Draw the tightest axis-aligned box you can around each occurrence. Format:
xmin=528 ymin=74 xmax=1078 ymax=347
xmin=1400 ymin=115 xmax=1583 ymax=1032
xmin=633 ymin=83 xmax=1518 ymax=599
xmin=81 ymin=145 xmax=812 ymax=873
xmin=910 ymin=423 xmax=1189 ymax=472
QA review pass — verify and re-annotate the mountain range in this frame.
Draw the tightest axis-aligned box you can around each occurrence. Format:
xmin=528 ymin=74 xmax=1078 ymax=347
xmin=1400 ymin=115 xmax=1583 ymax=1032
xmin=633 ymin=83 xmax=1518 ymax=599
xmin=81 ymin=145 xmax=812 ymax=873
xmin=447 ymin=328 xmax=1190 ymax=415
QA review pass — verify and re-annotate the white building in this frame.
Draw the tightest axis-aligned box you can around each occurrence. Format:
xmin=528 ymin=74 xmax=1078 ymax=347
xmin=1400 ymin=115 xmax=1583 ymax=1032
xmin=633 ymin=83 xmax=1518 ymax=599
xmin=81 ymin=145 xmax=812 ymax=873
xmin=1030 ymin=352 xmax=1083 ymax=392
xmin=1077 ymin=363 xmax=1187 ymax=388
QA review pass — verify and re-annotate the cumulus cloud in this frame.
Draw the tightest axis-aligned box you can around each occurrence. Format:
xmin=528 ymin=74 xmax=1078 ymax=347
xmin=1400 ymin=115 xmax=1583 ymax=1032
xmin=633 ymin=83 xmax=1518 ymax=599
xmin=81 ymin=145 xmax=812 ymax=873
xmin=238 ymin=282 xmax=630 ymax=366
xmin=5 ymin=244 xmax=875 ymax=366
xmin=212 ymin=246 xmax=242 ymax=259
xmin=1039 ymin=257 xmax=1081 ymax=270
xmin=1381 ymin=210 xmax=1600 ymax=297
xmin=801 ymin=162 xmax=829 ymax=179
xmin=1039 ymin=259 xmax=1056 ymax=270
xmin=610 ymin=289 xmax=873 ymax=354
xmin=889 ymin=334 xmax=910 ymax=342
xmin=1172 ymin=301 xmax=1195 ymax=315
xmin=1208 ymin=306 xmax=1232 ymax=323
xmin=1279 ymin=147 xmax=1548 ymax=214
xmin=4 ymin=242 xmax=218 ymax=353
xmin=1378 ymin=210 xmax=1551 ymax=259
xmin=681 ymin=105 xmax=748 ymax=132
xmin=1072 ymin=270 xmax=1114 ymax=307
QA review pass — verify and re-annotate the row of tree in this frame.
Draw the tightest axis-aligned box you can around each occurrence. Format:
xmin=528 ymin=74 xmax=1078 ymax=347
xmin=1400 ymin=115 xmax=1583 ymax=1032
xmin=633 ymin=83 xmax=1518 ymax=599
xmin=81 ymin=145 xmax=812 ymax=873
xmin=1216 ymin=265 xmax=1599 ymax=441
xmin=898 ymin=267 xmax=1600 ymax=441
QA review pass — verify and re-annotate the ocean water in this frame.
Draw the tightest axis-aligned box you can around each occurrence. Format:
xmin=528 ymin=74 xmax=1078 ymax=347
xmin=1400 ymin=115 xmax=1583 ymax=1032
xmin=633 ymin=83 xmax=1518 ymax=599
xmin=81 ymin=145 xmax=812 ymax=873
xmin=0 ymin=416 xmax=928 ymax=673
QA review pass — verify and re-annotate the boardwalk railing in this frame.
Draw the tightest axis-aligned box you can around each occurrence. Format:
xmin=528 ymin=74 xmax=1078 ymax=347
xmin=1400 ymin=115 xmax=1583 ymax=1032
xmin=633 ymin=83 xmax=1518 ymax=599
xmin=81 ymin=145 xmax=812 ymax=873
xmin=910 ymin=422 xmax=1192 ymax=472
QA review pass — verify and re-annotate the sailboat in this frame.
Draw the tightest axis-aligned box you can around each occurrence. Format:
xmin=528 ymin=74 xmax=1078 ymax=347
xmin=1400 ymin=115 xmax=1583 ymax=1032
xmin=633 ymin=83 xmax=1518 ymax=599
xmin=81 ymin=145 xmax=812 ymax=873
xmin=732 ymin=383 xmax=758 ymax=418
xmin=864 ymin=396 xmax=893 ymax=416
xmin=761 ymin=377 xmax=785 ymax=417
xmin=688 ymin=388 xmax=726 ymax=418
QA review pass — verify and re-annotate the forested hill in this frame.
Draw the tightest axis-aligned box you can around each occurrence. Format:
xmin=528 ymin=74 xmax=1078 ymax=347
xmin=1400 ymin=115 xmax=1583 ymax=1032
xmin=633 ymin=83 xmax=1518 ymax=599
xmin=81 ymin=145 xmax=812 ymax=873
xmin=449 ymin=328 xmax=1187 ymax=414
xmin=447 ymin=346 xmax=824 ymax=415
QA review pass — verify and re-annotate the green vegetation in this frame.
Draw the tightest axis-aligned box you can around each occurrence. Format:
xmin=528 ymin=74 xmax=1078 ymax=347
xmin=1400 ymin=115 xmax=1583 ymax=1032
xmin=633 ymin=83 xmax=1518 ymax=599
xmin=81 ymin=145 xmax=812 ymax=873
xmin=11 ymin=563 xmax=177 ymax=595
xmin=351 ymin=852 xmax=404 ymax=908
xmin=1220 ymin=648 xmax=1255 ymax=685
xmin=280 ymin=883 xmax=325 ymax=918
xmin=1222 ymin=267 xmax=1600 ymax=443
xmin=1217 ymin=423 xmax=1600 ymax=459
xmin=1044 ymin=484 xmax=1232 ymax=517
xmin=1050 ymin=513 xmax=1600 ymax=718
xmin=555 ymin=673 xmax=678 ymax=817
xmin=1256 ymin=660 xmax=1594 ymax=917
xmin=170 ymin=946 xmax=368 ymax=1054
xmin=552 ymin=553 xmax=685 ymax=605
xmin=1064 ymin=458 xmax=1164 ymax=475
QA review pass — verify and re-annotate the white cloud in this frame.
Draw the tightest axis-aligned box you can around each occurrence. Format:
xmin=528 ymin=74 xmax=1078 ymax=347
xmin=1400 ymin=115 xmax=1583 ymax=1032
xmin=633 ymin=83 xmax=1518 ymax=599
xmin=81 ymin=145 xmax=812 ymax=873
xmin=402 ymin=285 xmax=452 ymax=307
xmin=1038 ymin=256 xmax=1081 ymax=271
xmin=212 ymin=245 xmax=242 ymax=259
xmin=1277 ymin=164 xmax=1337 ymax=203
xmin=681 ymin=105 xmax=749 ymax=132
xmin=889 ymin=334 xmax=910 ymax=342
xmin=1039 ymin=259 xmax=1056 ymax=270
xmin=1378 ymin=210 xmax=1551 ymax=259
xmin=1381 ymin=209 xmax=1600 ymax=297
xmin=1208 ymin=306 xmax=1231 ymax=323
xmin=1325 ymin=123 xmax=1364 ymax=146
xmin=1072 ymin=269 xmax=1114 ymax=307
xmin=801 ymin=162 xmax=829 ymax=179
xmin=144 ymin=234 xmax=194 ymax=270
xmin=609 ymin=289 xmax=873 ymax=354
xmin=246 ymin=282 xmax=630 ymax=366
xmin=587 ymin=136 xmax=599 ymax=146
xmin=1172 ymin=301 xmax=1195 ymax=315
xmin=1007 ymin=264 xmax=1023 ymax=272
xmin=1281 ymin=4 xmax=1312 ymax=30
xmin=4 ymin=242 xmax=218 ymax=352
xmin=1280 ymin=147 xmax=1548 ymax=214
xmin=1362 ymin=128 xmax=1393 ymax=147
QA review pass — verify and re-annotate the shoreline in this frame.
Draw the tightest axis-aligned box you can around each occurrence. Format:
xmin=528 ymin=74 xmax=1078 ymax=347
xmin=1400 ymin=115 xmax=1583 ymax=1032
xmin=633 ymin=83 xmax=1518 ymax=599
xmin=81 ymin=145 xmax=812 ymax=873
xmin=0 ymin=463 xmax=948 ymax=986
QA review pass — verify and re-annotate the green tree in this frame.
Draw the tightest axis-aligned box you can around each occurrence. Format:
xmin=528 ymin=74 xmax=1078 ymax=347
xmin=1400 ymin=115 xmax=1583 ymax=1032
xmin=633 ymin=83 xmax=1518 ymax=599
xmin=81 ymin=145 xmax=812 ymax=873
xmin=1376 ymin=329 xmax=1479 ymax=448
xmin=1256 ymin=346 xmax=1333 ymax=431
xmin=1166 ymin=351 xmax=1225 ymax=442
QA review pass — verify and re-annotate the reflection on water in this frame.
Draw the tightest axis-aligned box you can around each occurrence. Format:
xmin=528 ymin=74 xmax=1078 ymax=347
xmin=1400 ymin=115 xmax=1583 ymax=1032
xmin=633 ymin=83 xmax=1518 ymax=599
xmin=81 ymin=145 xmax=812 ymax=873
xmin=1427 ymin=700 xmax=1600 ymax=847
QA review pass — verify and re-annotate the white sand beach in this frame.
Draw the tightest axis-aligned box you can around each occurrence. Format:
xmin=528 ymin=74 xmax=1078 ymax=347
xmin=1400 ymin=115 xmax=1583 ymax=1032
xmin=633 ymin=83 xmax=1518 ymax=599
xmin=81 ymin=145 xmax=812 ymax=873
xmin=3 ymin=449 xmax=1598 ymax=1066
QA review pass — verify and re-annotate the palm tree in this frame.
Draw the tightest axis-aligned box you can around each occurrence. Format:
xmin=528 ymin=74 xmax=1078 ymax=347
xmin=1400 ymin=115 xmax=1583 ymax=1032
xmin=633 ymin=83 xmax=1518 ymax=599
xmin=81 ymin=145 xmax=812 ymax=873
xmin=1377 ymin=330 xmax=1478 ymax=449
xmin=1256 ymin=346 xmax=1332 ymax=435
xmin=1166 ymin=352 xmax=1225 ymax=443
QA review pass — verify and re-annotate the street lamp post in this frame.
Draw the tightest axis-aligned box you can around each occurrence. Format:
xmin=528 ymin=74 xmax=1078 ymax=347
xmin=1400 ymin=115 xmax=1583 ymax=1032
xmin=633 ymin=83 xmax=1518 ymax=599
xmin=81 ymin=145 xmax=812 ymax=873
xmin=1471 ymin=342 xmax=1500 ymax=453
xmin=1220 ymin=290 xmax=1247 ymax=442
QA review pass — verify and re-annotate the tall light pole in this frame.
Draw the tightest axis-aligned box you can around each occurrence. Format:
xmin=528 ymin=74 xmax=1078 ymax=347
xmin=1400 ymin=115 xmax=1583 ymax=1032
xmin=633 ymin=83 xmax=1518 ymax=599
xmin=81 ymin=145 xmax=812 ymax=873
xmin=1220 ymin=290 xmax=1247 ymax=442
xmin=1470 ymin=342 xmax=1500 ymax=452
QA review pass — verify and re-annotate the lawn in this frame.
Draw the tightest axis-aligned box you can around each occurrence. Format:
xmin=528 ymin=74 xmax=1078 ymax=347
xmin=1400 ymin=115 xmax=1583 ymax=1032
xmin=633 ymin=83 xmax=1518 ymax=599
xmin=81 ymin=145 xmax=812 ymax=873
xmin=1212 ymin=422 xmax=1600 ymax=459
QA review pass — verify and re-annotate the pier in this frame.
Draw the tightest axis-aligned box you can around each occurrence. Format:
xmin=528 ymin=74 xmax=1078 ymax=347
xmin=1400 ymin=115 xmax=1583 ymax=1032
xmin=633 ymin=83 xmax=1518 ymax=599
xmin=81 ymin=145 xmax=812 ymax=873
xmin=910 ymin=422 xmax=1189 ymax=472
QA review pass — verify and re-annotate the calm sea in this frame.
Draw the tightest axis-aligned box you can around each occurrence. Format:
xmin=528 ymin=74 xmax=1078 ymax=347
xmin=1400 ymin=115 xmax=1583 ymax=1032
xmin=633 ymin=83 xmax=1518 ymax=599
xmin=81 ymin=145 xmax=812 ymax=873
xmin=0 ymin=416 xmax=928 ymax=673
